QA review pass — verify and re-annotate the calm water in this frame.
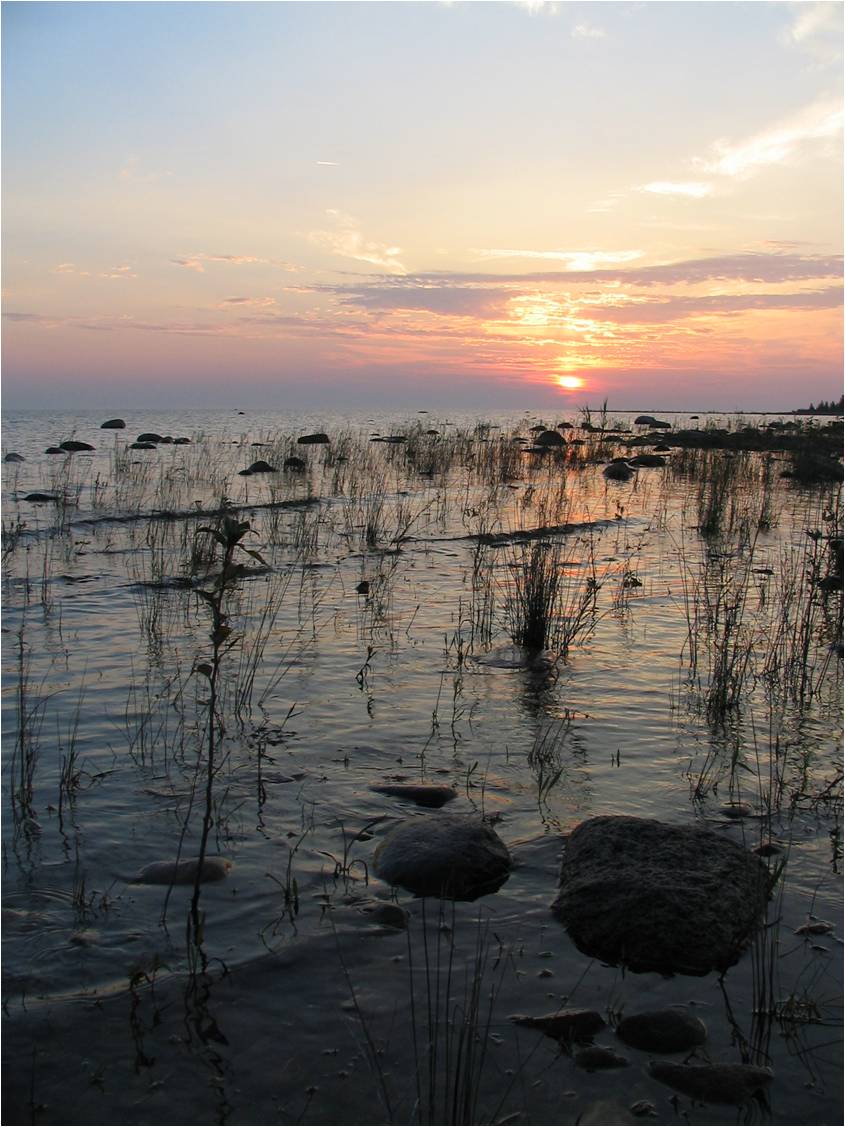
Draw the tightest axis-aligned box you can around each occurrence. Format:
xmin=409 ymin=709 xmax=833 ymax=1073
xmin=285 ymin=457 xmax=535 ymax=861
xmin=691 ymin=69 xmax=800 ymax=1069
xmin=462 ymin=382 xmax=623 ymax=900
xmin=2 ymin=407 xmax=842 ymax=1125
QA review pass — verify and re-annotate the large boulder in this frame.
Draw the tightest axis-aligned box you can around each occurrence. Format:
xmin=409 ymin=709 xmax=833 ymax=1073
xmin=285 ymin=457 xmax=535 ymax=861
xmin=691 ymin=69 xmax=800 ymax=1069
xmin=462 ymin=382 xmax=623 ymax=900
xmin=552 ymin=816 xmax=769 ymax=975
xmin=535 ymin=429 xmax=566 ymax=448
xmin=373 ymin=814 xmax=510 ymax=900
xmin=647 ymin=1062 xmax=773 ymax=1105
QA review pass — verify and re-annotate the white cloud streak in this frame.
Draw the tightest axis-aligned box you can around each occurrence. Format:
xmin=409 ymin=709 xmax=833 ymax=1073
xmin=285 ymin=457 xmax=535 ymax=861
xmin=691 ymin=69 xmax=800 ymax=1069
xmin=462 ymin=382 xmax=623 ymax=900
xmin=694 ymin=97 xmax=843 ymax=179
xmin=476 ymin=248 xmax=643 ymax=271
xmin=308 ymin=210 xmax=406 ymax=273
xmin=639 ymin=181 xmax=714 ymax=199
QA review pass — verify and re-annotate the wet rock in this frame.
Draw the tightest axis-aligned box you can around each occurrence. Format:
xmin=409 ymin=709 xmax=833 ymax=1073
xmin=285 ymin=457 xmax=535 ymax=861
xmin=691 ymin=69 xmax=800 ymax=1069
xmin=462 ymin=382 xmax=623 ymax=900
xmin=720 ymin=802 xmax=753 ymax=819
xmin=795 ymin=920 xmax=834 ymax=936
xmin=651 ymin=420 xmax=672 ymax=429
xmin=173 ymin=436 xmax=192 ymax=445
xmin=239 ymin=460 xmax=277 ymax=475
xmin=137 ymin=432 xmax=165 ymax=443
xmin=754 ymin=841 xmax=783 ymax=857
xmin=358 ymin=900 xmax=409 ymax=929
xmin=604 ymin=461 xmax=634 ymax=481
xmin=297 ymin=432 xmax=330 ymax=445
xmin=100 ymin=418 xmax=126 ymax=429
xmin=373 ymin=813 xmax=510 ymax=900
xmin=355 ymin=580 xmax=370 ymax=595
xmin=629 ymin=1101 xmax=658 ymax=1118
xmin=4 ymin=453 xmax=25 ymax=462
xmin=284 ymin=456 xmax=306 ymax=470
xmin=552 ymin=816 xmax=769 ymax=974
xmin=647 ymin=1061 xmax=773 ymax=1104
xmin=45 ymin=446 xmax=65 ymax=454
xmin=24 ymin=492 xmax=59 ymax=503
xmin=370 ymin=783 xmax=458 ymax=808
xmin=574 ymin=1045 xmax=629 ymax=1071
xmin=132 ymin=857 xmax=232 ymax=885
xmin=634 ymin=415 xmax=658 ymax=426
xmin=59 ymin=440 xmax=95 ymax=452
xmin=628 ymin=454 xmax=666 ymax=468
xmin=130 ymin=442 xmax=157 ymax=450
xmin=535 ymin=429 xmax=566 ymax=448
xmin=510 ymin=1009 xmax=605 ymax=1043
xmin=616 ymin=1008 xmax=707 ymax=1053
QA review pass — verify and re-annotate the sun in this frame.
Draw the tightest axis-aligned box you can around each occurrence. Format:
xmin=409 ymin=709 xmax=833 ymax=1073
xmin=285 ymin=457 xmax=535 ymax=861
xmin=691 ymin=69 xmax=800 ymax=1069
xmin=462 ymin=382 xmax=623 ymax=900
xmin=557 ymin=375 xmax=585 ymax=391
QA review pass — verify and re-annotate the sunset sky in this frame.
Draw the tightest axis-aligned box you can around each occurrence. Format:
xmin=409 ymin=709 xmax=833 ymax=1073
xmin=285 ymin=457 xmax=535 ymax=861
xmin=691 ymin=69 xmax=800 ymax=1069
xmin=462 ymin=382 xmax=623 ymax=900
xmin=2 ymin=0 xmax=843 ymax=410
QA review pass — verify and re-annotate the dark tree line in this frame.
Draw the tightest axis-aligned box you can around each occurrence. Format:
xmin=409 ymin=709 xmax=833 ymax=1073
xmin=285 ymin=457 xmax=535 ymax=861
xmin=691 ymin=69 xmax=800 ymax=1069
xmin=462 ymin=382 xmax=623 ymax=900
xmin=795 ymin=395 xmax=844 ymax=415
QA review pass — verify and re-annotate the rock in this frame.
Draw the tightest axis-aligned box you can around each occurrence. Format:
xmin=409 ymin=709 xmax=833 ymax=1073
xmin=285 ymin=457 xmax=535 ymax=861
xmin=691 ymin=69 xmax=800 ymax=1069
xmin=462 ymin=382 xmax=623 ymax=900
xmin=795 ymin=920 xmax=834 ymax=936
xmin=575 ymin=1046 xmax=629 ymax=1071
xmin=654 ymin=444 xmax=671 ymax=453
xmin=535 ymin=429 xmax=565 ymax=448
xmin=355 ymin=580 xmax=370 ymax=595
xmin=24 ymin=492 xmax=59 ymax=503
xmin=131 ymin=857 xmax=232 ymax=885
xmin=158 ymin=436 xmax=174 ymax=444
xmin=4 ymin=453 xmax=24 ymax=462
xmin=510 ymin=1009 xmax=605 ymax=1043
xmin=59 ymin=440 xmax=95 ymax=452
xmin=604 ymin=462 xmax=634 ymax=481
xmin=373 ymin=814 xmax=510 ymax=900
xmin=529 ymin=424 xmax=547 ymax=433
xmin=647 ymin=1061 xmax=773 ymax=1104
xmin=552 ymin=816 xmax=769 ymax=975
xmin=284 ymin=456 xmax=306 ymax=470
xmin=634 ymin=415 xmax=657 ymax=426
xmin=358 ymin=900 xmax=409 ymax=929
xmin=557 ymin=421 xmax=574 ymax=430
xmin=616 ymin=1008 xmax=707 ymax=1053
xmin=130 ymin=442 xmax=157 ymax=450
xmin=627 ymin=454 xmax=666 ymax=468
xmin=651 ymin=420 xmax=672 ymax=429
xmin=173 ymin=436 xmax=192 ymax=445
xmin=297 ymin=432 xmax=330 ymax=445
xmin=45 ymin=446 xmax=64 ymax=454
xmin=370 ymin=783 xmax=458 ymax=808
xmin=720 ymin=802 xmax=753 ymax=819
xmin=100 ymin=418 xmax=126 ymax=429
xmin=137 ymin=432 xmax=165 ymax=443
xmin=754 ymin=842 xmax=783 ymax=857
xmin=239 ymin=460 xmax=277 ymax=475
xmin=629 ymin=1101 xmax=658 ymax=1118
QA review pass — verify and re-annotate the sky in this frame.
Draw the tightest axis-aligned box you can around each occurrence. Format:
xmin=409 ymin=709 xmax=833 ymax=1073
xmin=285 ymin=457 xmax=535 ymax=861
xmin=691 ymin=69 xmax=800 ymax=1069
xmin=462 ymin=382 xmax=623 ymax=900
xmin=2 ymin=0 xmax=843 ymax=411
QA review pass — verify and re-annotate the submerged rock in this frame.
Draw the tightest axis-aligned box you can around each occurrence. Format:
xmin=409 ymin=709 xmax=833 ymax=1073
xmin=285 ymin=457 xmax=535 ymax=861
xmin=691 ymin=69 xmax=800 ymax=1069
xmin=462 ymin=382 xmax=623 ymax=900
xmin=358 ymin=899 xmax=409 ymax=929
xmin=45 ymin=446 xmax=64 ymax=454
xmin=370 ymin=783 xmax=458 ymax=808
xmin=284 ymin=456 xmax=306 ymax=470
xmin=24 ymin=492 xmax=59 ymax=503
xmin=552 ymin=816 xmax=769 ymax=975
xmin=100 ymin=418 xmax=126 ymax=429
xmin=137 ymin=432 xmax=165 ymax=443
xmin=510 ymin=1009 xmax=605 ymax=1043
xmin=173 ymin=436 xmax=192 ymax=445
xmin=373 ymin=813 xmax=510 ymax=900
xmin=239 ymin=460 xmax=277 ymax=475
xmin=130 ymin=442 xmax=157 ymax=450
xmin=616 ymin=1008 xmax=707 ymax=1053
xmin=59 ymin=440 xmax=95 ymax=452
xmin=297 ymin=432 xmax=330 ymax=445
xmin=575 ymin=1046 xmax=629 ymax=1071
xmin=647 ymin=1061 xmax=773 ymax=1104
xmin=132 ymin=857 xmax=232 ymax=885
xmin=627 ymin=454 xmax=666 ymax=468
xmin=535 ymin=429 xmax=566 ymax=448
xmin=4 ymin=453 xmax=25 ymax=462
xmin=604 ymin=461 xmax=634 ymax=481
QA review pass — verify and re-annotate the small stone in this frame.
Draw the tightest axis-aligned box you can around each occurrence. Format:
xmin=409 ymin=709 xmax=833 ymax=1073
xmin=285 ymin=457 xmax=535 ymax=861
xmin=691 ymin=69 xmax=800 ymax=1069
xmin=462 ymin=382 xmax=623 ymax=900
xmin=629 ymin=1100 xmax=658 ymax=1117
xmin=510 ymin=1009 xmax=605 ymax=1043
xmin=369 ymin=783 xmax=457 ymax=808
xmin=355 ymin=581 xmax=370 ymax=595
xmin=132 ymin=857 xmax=232 ymax=885
xmin=574 ymin=1045 xmax=629 ymax=1071
xmin=4 ymin=453 xmax=24 ymax=462
xmin=720 ymin=802 xmax=753 ymax=819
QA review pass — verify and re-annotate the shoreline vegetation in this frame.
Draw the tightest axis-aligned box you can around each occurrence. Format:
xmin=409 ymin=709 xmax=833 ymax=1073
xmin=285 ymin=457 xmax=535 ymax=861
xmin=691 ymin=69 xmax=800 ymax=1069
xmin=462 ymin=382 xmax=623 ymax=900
xmin=1 ymin=406 xmax=842 ymax=1126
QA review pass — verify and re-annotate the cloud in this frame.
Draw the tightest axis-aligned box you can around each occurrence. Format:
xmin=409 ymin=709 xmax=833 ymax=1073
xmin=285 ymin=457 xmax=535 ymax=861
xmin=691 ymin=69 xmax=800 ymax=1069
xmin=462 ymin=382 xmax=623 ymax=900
xmin=780 ymin=1 xmax=843 ymax=63
xmin=52 ymin=263 xmax=76 ymax=274
xmin=334 ymin=285 xmax=513 ymax=319
xmin=316 ymin=160 xmax=340 ymax=166
xmin=475 ymin=248 xmax=643 ymax=270
xmin=171 ymin=253 xmax=298 ymax=273
xmin=577 ymin=286 xmax=843 ymax=323
xmin=308 ymin=210 xmax=406 ymax=273
xmin=571 ymin=22 xmax=605 ymax=39
xmin=694 ymin=97 xmax=843 ymax=179
xmin=639 ymin=181 xmax=714 ymax=199
xmin=358 ymin=252 xmax=842 ymax=289
xmin=218 ymin=296 xmax=278 ymax=308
